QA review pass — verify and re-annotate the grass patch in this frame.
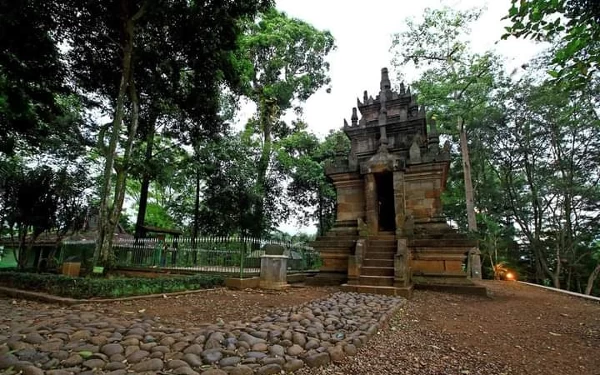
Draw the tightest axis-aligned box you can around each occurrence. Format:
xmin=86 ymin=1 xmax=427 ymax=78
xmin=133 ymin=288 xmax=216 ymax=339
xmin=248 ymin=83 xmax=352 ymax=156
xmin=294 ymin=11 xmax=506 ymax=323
xmin=0 ymin=271 xmax=224 ymax=299
xmin=0 ymin=250 xmax=17 ymax=269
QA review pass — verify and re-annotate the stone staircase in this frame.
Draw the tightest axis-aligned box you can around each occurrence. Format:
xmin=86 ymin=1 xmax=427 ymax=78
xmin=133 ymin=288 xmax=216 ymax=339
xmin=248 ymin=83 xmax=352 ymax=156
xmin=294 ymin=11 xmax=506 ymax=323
xmin=341 ymin=232 xmax=413 ymax=297
xmin=359 ymin=233 xmax=395 ymax=287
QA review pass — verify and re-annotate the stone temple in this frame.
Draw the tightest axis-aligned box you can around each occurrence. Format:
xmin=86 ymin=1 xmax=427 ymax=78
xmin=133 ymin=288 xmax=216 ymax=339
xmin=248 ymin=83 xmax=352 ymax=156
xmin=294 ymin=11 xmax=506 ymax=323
xmin=309 ymin=68 xmax=483 ymax=297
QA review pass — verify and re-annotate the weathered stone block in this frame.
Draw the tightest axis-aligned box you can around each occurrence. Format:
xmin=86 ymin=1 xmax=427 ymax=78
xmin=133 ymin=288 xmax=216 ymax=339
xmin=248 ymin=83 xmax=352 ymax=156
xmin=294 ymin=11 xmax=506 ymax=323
xmin=259 ymin=255 xmax=289 ymax=290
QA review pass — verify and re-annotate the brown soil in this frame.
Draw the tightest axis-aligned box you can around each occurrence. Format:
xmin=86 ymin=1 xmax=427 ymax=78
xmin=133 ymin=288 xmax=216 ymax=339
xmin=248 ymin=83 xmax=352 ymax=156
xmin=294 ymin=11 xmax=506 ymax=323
xmin=6 ymin=281 xmax=599 ymax=374
xmin=298 ymin=280 xmax=600 ymax=375
xmin=78 ymin=286 xmax=339 ymax=327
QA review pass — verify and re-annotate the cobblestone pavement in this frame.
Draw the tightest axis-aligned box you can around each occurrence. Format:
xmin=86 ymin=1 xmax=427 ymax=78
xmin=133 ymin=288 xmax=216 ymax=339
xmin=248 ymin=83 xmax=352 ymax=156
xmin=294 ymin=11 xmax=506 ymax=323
xmin=0 ymin=291 xmax=403 ymax=375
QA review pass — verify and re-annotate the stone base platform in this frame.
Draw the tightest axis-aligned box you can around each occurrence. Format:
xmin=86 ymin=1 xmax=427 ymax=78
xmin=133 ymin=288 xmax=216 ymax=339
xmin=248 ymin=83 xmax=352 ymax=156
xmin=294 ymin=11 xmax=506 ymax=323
xmin=258 ymin=280 xmax=290 ymax=290
xmin=413 ymin=278 xmax=488 ymax=297
xmin=341 ymin=284 xmax=413 ymax=298
xmin=305 ymin=272 xmax=348 ymax=286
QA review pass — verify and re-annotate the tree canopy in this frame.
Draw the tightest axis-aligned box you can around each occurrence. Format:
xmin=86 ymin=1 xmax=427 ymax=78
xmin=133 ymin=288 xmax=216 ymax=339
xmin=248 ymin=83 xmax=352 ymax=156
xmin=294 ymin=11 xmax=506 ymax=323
xmin=503 ymin=0 xmax=600 ymax=87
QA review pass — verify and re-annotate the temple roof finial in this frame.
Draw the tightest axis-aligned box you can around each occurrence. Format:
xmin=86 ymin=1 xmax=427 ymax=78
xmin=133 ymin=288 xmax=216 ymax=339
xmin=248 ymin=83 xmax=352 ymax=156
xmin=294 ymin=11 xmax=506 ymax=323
xmin=380 ymin=67 xmax=391 ymax=91
xmin=351 ymin=107 xmax=358 ymax=126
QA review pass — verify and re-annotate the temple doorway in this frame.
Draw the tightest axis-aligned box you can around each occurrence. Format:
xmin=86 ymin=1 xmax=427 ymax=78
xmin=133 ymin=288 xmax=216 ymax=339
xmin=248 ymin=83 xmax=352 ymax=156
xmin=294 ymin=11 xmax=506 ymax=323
xmin=375 ymin=172 xmax=396 ymax=232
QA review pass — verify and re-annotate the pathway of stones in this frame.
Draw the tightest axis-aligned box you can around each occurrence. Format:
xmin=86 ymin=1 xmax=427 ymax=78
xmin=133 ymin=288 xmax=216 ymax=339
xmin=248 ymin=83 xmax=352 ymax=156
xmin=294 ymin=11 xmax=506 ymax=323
xmin=0 ymin=291 xmax=404 ymax=375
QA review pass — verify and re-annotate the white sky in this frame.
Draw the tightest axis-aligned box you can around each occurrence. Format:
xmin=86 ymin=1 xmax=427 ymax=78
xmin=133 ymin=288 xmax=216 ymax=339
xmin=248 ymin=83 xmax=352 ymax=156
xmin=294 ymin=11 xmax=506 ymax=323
xmin=256 ymin=0 xmax=546 ymax=234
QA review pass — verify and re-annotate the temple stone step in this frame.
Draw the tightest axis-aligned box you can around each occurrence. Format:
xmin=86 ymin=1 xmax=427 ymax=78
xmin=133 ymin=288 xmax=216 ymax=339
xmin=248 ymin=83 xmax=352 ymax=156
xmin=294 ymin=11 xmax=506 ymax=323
xmin=409 ymin=239 xmax=477 ymax=247
xmin=412 ymin=246 xmax=474 ymax=253
xmin=412 ymin=254 xmax=468 ymax=261
xmin=341 ymin=284 xmax=413 ymax=298
xmin=367 ymin=245 xmax=396 ymax=252
xmin=362 ymin=258 xmax=394 ymax=267
xmin=312 ymin=238 xmax=357 ymax=246
xmin=415 ymin=233 xmax=469 ymax=239
xmin=413 ymin=271 xmax=467 ymax=278
xmin=364 ymin=251 xmax=395 ymax=260
xmin=367 ymin=239 xmax=396 ymax=246
xmin=367 ymin=235 xmax=396 ymax=241
xmin=360 ymin=266 xmax=394 ymax=277
xmin=359 ymin=275 xmax=394 ymax=287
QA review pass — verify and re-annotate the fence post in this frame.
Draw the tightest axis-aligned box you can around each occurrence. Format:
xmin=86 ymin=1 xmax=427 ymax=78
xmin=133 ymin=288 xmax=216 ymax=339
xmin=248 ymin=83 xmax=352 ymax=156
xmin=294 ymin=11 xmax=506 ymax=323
xmin=240 ymin=238 xmax=245 ymax=279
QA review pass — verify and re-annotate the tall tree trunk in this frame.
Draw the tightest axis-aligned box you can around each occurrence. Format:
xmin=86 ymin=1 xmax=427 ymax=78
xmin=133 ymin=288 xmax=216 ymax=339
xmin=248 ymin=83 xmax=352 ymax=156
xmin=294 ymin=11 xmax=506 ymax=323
xmin=459 ymin=117 xmax=481 ymax=279
xmin=317 ymin=190 xmax=324 ymax=236
xmin=96 ymin=3 xmax=145 ymax=265
xmin=134 ymin=115 xmax=157 ymax=238
xmin=192 ymin=164 xmax=201 ymax=241
xmin=551 ymin=241 xmax=561 ymax=289
xmin=96 ymin=46 xmax=132 ymax=263
xmin=254 ymin=97 xmax=275 ymax=238
xmin=107 ymin=70 xmax=141 ymax=255
xmin=17 ymin=226 xmax=27 ymax=270
xmin=459 ymin=118 xmax=477 ymax=232
xmin=585 ymin=263 xmax=600 ymax=295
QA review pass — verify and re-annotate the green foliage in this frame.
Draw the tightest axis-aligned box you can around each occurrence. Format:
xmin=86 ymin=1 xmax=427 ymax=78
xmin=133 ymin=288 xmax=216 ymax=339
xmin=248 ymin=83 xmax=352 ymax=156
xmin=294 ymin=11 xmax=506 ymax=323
xmin=276 ymin=127 xmax=348 ymax=235
xmin=392 ymin=7 xmax=506 ymax=135
xmin=231 ymin=8 xmax=335 ymax=237
xmin=0 ymin=248 xmax=17 ymax=269
xmin=0 ymin=158 xmax=89 ymax=269
xmin=391 ymin=6 xmax=508 ymax=233
xmin=192 ymin=133 xmax=262 ymax=237
xmin=0 ymin=271 xmax=224 ymax=299
xmin=490 ymin=68 xmax=600 ymax=288
xmin=0 ymin=0 xmax=76 ymax=155
xmin=503 ymin=0 xmax=600 ymax=87
xmin=236 ymin=8 xmax=336 ymax=109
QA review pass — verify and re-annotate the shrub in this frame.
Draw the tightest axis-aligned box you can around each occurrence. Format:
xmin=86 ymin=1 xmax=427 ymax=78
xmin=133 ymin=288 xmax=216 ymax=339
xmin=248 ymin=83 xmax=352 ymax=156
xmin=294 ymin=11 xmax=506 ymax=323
xmin=0 ymin=271 xmax=224 ymax=299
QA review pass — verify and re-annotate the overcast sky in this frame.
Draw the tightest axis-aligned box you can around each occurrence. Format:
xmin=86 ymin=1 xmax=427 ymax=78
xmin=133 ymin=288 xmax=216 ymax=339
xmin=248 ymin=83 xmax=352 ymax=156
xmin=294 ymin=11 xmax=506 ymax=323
xmin=237 ymin=0 xmax=546 ymax=234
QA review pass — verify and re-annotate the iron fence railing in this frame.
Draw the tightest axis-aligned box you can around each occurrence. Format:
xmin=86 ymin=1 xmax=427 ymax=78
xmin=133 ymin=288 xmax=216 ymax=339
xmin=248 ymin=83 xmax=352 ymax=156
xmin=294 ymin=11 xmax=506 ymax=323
xmin=61 ymin=237 xmax=321 ymax=278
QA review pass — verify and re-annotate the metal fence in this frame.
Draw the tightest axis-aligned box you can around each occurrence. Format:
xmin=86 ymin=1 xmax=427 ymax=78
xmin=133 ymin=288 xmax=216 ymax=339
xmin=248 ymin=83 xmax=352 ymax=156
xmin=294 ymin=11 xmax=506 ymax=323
xmin=61 ymin=237 xmax=321 ymax=278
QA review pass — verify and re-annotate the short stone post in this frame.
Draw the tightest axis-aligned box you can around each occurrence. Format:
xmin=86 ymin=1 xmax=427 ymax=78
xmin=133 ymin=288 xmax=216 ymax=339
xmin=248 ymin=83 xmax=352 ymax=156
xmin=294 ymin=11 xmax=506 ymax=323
xmin=394 ymin=239 xmax=411 ymax=288
xmin=259 ymin=244 xmax=290 ymax=290
xmin=347 ymin=239 xmax=366 ymax=285
xmin=469 ymin=248 xmax=482 ymax=280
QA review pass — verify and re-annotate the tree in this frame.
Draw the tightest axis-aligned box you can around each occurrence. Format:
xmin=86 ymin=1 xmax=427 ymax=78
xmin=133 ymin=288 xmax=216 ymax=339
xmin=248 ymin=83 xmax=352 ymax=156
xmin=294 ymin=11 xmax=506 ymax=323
xmin=60 ymin=0 xmax=271 ymax=265
xmin=0 ymin=0 xmax=67 ymax=154
xmin=503 ymin=0 xmax=600 ymax=88
xmin=0 ymin=160 xmax=89 ymax=269
xmin=392 ymin=8 xmax=493 ymax=231
xmin=491 ymin=69 xmax=600 ymax=289
xmin=194 ymin=133 xmax=262 ymax=237
xmin=585 ymin=242 xmax=600 ymax=295
xmin=276 ymin=127 xmax=348 ymax=236
xmin=235 ymin=8 xmax=336 ymax=237
xmin=391 ymin=7 xmax=507 ymax=236
xmin=0 ymin=0 xmax=93 ymax=157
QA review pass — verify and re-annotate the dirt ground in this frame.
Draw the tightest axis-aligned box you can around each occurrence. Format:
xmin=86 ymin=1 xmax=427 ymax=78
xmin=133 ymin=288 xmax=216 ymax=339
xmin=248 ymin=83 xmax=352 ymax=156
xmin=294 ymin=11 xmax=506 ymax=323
xmin=413 ymin=281 xmax=600 ymax=375
xmin=299 ymin=281 xmax=600 ymax=375
xmin=79 ymin=285 xmax=339 ymax=327
xmin=9 ymin=281 xmax=599 ymax=374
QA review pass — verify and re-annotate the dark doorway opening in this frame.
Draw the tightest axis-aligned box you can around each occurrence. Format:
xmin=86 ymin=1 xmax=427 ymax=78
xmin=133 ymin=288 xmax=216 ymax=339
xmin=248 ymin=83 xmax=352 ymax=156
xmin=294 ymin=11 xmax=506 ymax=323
xmin=375 ymin=172 xmax=396 ymax=232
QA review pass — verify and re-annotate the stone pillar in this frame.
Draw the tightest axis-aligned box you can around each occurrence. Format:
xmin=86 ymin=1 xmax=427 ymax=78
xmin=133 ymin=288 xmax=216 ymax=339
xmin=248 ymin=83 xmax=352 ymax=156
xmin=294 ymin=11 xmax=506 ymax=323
xmin=394 ymin=239 xmax=411 ymax=288
xmin=365 ymin=174 xmax=378 ymax=234
xmin=347 ymin=239 xmax=366 ymax=285
xmin=393 ymin=171 xmax=406 ymax=237
xmin=259 ymin=254 xmax=290 ymax=290
xmin=469 ymin=248 xmax=482 ymax=280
